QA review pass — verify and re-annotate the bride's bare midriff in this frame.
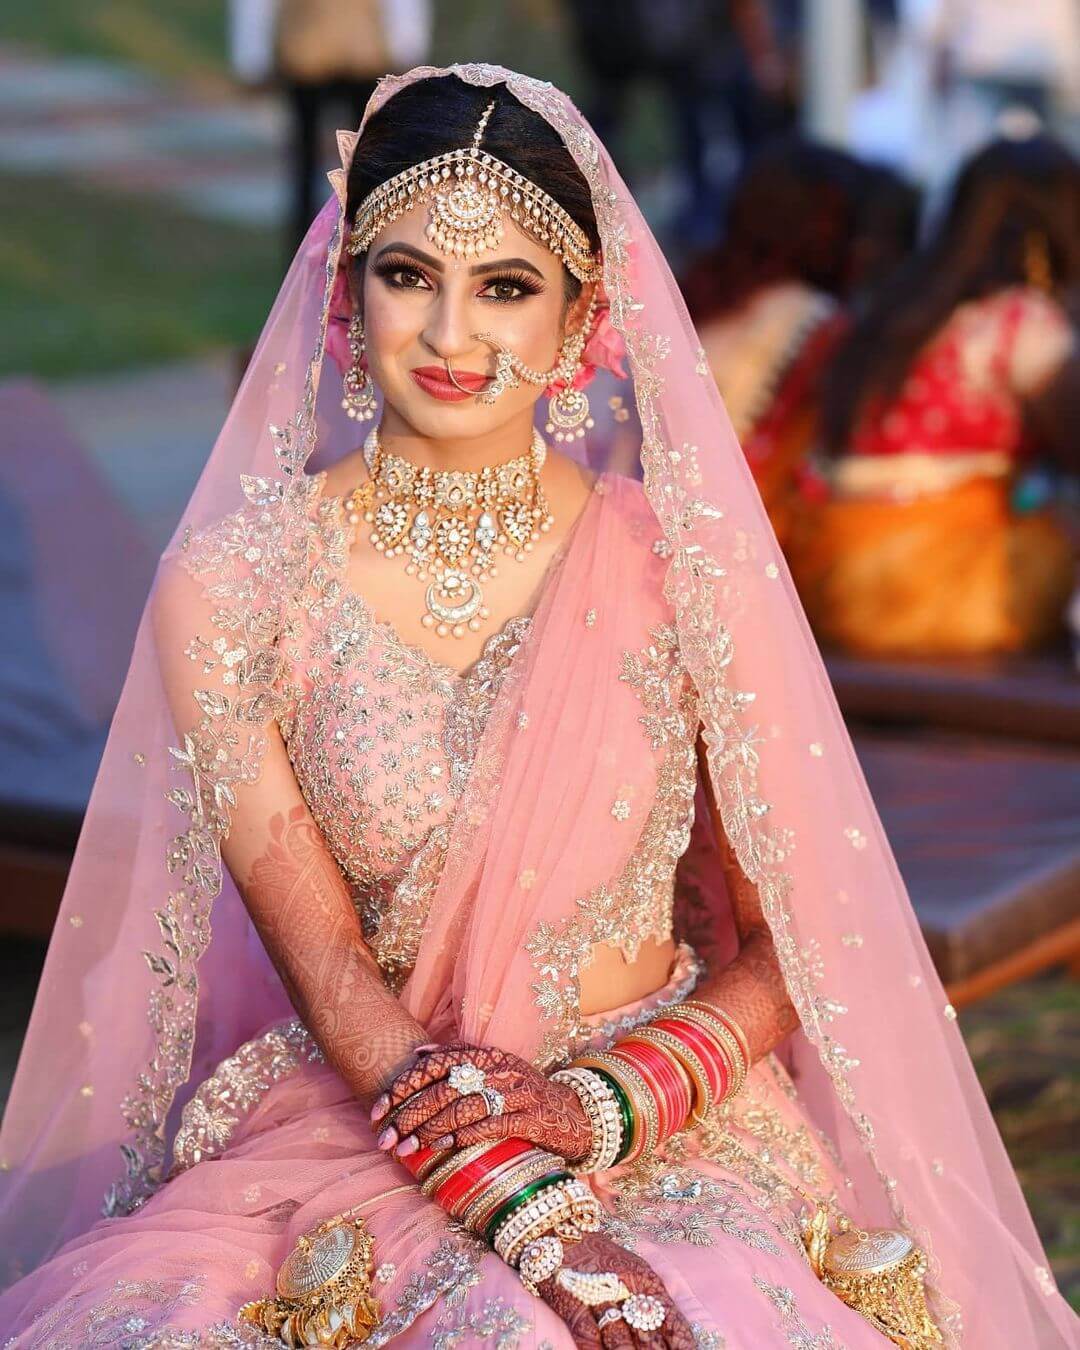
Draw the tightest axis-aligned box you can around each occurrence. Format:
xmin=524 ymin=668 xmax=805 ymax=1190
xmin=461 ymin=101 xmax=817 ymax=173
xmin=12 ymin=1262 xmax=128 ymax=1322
xmin=578 ymin=936 xmax=679 ymax=1016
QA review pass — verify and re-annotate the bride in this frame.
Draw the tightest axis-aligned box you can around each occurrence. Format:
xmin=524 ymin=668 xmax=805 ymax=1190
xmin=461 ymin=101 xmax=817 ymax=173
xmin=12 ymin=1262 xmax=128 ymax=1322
xmin=0 ymin=65 xmax=1073 ymax=1349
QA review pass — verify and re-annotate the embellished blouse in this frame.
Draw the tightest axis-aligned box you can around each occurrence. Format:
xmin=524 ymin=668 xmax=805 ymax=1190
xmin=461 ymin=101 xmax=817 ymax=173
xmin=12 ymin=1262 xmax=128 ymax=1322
xmin=274 ymin=473 xmax=700 ymax=992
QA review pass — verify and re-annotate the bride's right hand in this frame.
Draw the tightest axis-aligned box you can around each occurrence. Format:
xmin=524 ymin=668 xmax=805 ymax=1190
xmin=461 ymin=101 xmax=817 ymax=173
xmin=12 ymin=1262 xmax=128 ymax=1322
xmin=533 ymin=1231 xmax=696 ymax=1350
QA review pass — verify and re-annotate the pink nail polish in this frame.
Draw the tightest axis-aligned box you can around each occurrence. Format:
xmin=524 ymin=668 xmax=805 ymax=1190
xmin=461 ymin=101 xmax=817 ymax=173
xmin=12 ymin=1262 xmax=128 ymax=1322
xmin=377 ymin=1128 xmax=396 ymax=1150
xmin=432 ymin=1134 xmax=454 ymax=1152
xmin=396 ymin=1136 xmax=419 ymax=1157
xmin=371 ymin=1095 xmax=390 ymax=1122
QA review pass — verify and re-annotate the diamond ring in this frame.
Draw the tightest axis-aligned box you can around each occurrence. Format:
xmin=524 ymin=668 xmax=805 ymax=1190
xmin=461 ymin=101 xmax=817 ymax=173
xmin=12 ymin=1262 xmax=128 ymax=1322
xmin=621 ymin=1293 xmax=667 ymax=1332
xmin=481 ymin=1087 xmax=506 ymax=1116
xmin=447 ymin=1061 xmax=486 ymax=1097
xmin=594 ymin=1293 xmax=668 ymax=1333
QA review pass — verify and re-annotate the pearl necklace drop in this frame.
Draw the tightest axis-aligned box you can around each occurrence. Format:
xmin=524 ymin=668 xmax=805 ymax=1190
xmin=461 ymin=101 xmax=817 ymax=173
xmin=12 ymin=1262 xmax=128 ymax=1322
xmin=344 ymin=427 xmax=555 ymax=640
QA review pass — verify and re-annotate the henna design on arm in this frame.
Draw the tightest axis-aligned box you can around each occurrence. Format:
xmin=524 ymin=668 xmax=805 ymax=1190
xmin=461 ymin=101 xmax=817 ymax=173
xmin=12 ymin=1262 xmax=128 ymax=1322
xmin=242 ymin=804 xmax=426 ymax=1104
xmin=693 ymin=733 xmax=799 ymax=1062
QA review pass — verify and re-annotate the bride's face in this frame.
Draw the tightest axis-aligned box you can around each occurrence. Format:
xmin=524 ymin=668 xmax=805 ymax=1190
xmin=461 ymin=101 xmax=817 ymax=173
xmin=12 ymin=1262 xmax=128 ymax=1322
xmin=358 ymin=200 xmax=588 ymax=440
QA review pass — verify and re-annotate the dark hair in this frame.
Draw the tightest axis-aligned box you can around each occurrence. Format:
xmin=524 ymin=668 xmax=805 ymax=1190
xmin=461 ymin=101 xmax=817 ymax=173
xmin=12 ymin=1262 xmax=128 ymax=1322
xmin=680 ymin=138 xmax=865 ymax=323
xmin=845 ymin=161 xmax=921 ymax=299
xmin=823 ymin=134 xmax=1080 ymax=452
xmin=345 ymin=75 xmax=599 ymax=303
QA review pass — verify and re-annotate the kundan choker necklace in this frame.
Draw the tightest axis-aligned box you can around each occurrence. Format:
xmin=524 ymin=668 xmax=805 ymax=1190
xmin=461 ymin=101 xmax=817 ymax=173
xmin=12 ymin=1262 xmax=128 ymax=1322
xmin=345 ymin=427 xmax=554 ymax=640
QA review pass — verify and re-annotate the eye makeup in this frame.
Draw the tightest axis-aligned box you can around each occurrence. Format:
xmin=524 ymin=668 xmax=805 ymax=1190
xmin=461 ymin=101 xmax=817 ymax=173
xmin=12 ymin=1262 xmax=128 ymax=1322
xmin=371 ymin=253 xmax=546 ymax=303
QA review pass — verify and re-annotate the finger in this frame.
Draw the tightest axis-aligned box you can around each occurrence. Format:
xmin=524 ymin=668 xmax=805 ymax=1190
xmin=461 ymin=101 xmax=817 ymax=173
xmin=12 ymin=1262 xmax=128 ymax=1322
xmin=448 ymin=1110 xmax=533 ymax=1151
xmin=378 ymin=1049 xmax=470 ymax=1116
xmin=598 ymin=1310 xmax=634 ymax=1350
xmin=640 ymin=1298 xmax=695 ymax=1350
xmin=661 ymin=1306 xmax=698 ymax=1350
xmin=407 ymin=1093 xmax=491 ymax=1150
xmin=545 ymin=1286 xmax=602 ymax=1350
xmin=388 ymin=1079 xmax=460 ymax=1138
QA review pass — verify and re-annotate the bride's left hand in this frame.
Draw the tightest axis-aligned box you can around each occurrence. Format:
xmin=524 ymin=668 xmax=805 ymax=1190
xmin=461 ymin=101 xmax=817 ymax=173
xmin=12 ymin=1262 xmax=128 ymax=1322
xmin=371 ymin=1042 xmax=593 ymax=1162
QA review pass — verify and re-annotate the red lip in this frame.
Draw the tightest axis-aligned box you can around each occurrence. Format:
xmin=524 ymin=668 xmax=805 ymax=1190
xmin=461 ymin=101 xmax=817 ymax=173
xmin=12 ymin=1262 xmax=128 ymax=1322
xmin=410 ymin=366 xmax=490 ymax=402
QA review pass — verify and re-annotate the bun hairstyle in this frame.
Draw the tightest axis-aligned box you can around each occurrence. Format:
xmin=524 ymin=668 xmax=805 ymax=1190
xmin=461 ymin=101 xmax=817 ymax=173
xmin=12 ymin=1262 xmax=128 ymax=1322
xmin=345 ymin=75 xmax=600 ymax=302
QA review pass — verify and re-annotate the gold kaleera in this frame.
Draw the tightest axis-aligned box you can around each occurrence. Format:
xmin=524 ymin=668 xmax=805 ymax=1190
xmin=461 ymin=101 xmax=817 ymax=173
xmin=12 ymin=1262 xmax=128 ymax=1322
xmin=239 ymin=1213 xmax=380 ymax=1348
xmin=802 ymin=1201 xmax=944 ymax=1349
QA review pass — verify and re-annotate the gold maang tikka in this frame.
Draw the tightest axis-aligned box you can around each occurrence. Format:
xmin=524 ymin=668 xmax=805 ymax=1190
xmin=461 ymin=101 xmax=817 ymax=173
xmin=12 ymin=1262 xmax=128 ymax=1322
xmin=345 ymin=426 xmax=554 ymax=640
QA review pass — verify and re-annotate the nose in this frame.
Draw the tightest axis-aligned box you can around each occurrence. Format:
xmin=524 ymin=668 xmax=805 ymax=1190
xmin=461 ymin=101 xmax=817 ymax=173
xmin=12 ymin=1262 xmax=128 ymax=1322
xmin=420 ymin=285 xmax=481 ymax=364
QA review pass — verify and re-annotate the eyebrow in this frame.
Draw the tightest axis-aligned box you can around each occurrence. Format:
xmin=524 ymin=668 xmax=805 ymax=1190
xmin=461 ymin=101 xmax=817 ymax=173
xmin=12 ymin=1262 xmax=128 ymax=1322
xmin=373 ymin=241 xmax=545 ymax=280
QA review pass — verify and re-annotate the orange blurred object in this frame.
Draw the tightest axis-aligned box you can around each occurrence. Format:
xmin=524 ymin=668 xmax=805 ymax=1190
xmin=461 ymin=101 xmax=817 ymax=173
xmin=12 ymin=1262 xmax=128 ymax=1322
xmin=787 ymin=475 xmax=1074 ymax=657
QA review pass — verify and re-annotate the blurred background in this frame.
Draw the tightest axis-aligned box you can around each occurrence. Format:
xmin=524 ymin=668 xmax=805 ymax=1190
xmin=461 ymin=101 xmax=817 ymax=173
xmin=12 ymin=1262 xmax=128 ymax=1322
xmin=0 ymin=0 xmax=1077 ymax=1306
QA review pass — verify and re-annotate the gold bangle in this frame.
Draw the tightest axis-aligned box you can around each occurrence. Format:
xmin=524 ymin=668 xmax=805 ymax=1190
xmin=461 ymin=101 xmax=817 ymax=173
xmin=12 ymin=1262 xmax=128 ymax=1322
xmin=682 ymin=1001 xmax=752 ymax=1067
xmin=573 ymin=1051 xmax=659 ymax=1162
xmin=624 ymin=1026 xmax=712 ymax=1127
xmin=669 ymin=1007 xmax=747 ymax=1100
xmin=674 ymin=1008 xmax=745 ymax=1099
xmin=460 ymin=1151 xmax=565 ymax=1234
xmin=680 ymin=1001 xmax=752 ymax=1090
xmin=419 ymin=1139 xmax=506 ymax=1199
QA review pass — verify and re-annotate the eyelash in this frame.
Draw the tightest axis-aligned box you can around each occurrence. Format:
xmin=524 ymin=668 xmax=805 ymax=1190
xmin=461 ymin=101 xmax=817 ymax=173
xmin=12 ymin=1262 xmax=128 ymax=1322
xmin=373 ymin=258 xmax=544 ymax=303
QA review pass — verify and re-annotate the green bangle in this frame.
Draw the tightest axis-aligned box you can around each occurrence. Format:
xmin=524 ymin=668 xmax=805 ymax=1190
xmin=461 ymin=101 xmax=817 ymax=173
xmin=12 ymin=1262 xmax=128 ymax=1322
xmin=482 ymin=1170 xmax=569 ymax=1244
xmin=595 ymin=1068 xmax=635 ymax=1163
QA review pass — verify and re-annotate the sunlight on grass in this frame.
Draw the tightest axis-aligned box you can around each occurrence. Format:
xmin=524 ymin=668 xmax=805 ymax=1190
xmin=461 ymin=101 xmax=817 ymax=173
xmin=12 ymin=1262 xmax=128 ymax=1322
xmin=1 ymin=2 xmax=227 ymax=83
xmin=0 ymin=171 xmax=281 ymax=377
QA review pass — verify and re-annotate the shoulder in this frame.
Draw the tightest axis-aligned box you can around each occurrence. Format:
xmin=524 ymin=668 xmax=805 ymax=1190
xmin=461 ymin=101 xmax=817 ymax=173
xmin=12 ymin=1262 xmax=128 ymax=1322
xmin=978 ymin=287 xmax=1075 ymax=392
xmin=316 ymin=446 xmax=370 ymax=503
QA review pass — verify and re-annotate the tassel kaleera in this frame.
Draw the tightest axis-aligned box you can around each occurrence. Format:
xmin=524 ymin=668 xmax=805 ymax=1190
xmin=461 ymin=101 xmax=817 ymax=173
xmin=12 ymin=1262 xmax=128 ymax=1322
xmin=239 ymin=1211 xmax=380 ymax=1348
xmin=801 ymin=1200 xmax=943 ymax=1349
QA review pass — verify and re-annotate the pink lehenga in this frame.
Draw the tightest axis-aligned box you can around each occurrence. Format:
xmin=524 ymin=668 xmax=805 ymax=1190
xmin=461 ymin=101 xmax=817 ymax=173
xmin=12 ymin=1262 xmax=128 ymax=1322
xmin=0 ymin=64 xmax=1074 ymax=1349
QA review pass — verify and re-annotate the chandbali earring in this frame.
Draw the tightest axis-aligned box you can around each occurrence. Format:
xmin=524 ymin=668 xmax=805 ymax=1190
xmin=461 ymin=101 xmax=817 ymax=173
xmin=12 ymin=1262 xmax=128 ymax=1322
xmin=471 ymin=288 xmax=600 ymax=442
xmin=341 ymin=312 xmax=378 ymax=422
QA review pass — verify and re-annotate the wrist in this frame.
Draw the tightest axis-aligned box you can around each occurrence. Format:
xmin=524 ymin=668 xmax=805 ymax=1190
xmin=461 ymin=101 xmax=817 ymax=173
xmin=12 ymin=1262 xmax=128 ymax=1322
xmin=566 ymin=1002 xmax=752 ymax=1163
xmin=550 ymin=1066 xmax=625 ymax=1172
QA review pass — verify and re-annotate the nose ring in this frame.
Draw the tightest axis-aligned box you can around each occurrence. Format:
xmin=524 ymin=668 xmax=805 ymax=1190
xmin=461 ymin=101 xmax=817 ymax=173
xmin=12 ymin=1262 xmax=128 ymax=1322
xmin=444 ymin=358 xmax=476 ymax=395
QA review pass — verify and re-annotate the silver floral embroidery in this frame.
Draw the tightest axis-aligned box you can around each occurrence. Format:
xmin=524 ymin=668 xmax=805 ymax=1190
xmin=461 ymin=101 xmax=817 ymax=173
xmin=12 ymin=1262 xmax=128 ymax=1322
xmin=430 ymin=1297 xmax=532 ymax=1350
xmin=527 ymin=623 xmax=699 ymax=1066
xmin=279 ymin=506 xmax=531 ymax=986
xmin=171 ymin=1019 xmax=323 ymax=1171
xmin=604 ymin=1158 xmax=781 ymax=1254
xmin=9 ymin=1276 xmax=204 ymax=1349
xmin=753 ymin=1277 xmax=841 ymax=1349
xmin=366 ymin=1237 xmax=487 ymax=1348
xmin=110 ymin=201 xmax=343 ymax=1216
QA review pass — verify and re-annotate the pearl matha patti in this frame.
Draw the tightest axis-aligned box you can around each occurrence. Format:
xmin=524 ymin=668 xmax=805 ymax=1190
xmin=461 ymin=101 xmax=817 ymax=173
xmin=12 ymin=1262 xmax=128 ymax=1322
xmin=346 ymin=426 xmax=554 ymax=640
xmin=346 ymin=99 xmax=601 ymax=284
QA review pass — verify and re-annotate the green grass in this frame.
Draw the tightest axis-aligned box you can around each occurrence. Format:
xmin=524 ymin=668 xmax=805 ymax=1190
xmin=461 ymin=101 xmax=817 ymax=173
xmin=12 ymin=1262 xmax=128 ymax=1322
xmin=1 ymin=1 xmax=228 ymax=86
xmin=961 ymin=973 xmax=1080 ymax=1310
xmin=0 ymin=171 xmax=282 ymax=377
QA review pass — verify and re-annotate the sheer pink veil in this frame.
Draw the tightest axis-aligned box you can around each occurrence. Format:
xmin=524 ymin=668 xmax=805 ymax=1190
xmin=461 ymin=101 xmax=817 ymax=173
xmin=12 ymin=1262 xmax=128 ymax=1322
xmin=0 ymin=63 xmax=1073 ymax=1347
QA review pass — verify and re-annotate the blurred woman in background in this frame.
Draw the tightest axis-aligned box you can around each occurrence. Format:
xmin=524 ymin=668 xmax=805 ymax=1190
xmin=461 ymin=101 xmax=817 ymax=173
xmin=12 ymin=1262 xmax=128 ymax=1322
xmin=791 ymin=134 xmax=1079 ymax=658
xmin=684 ymin=140 xmax=916 ymax=550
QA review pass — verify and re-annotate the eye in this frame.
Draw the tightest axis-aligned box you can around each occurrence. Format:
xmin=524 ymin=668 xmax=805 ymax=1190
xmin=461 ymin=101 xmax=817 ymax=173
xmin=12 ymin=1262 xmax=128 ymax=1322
xmin=374 ymin=259 xmax=433 ymax=292
xmin=479 ymin=271 xmax=544 ymax=303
